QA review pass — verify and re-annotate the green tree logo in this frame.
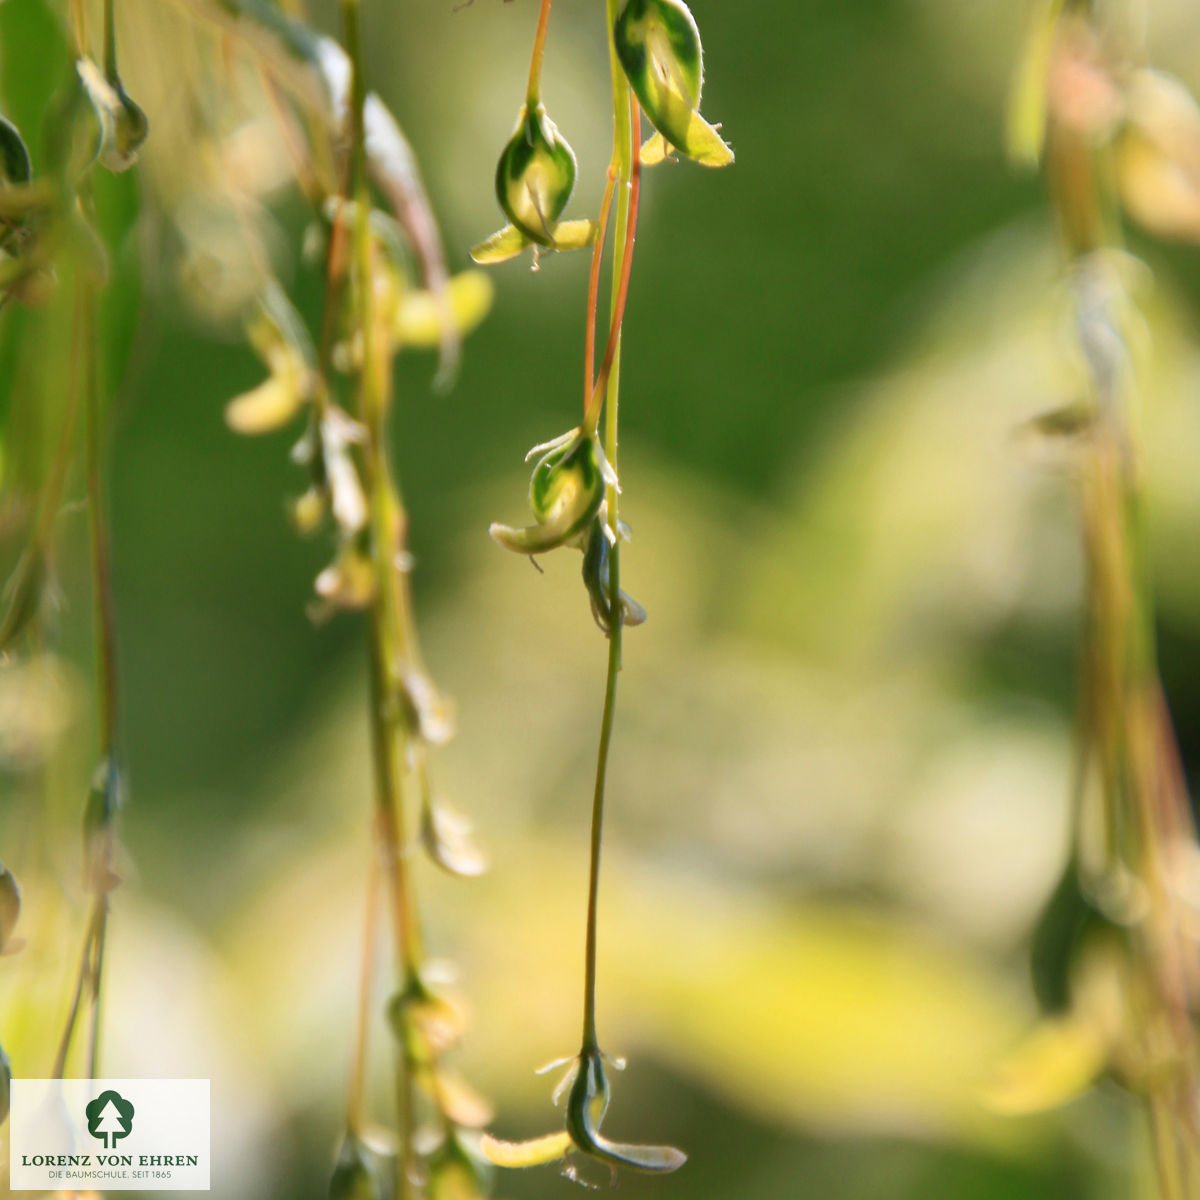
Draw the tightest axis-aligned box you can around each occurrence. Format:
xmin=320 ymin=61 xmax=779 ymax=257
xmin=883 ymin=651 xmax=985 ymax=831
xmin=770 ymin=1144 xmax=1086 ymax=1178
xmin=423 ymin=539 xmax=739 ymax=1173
xmin=85 ymin=1090 xmax=135 ymax=1149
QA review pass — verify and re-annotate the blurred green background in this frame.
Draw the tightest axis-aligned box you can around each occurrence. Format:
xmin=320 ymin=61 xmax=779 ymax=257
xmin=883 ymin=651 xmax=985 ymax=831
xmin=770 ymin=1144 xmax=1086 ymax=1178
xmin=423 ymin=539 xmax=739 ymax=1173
xmin=7 ymin=0 xmax=1200 ymax=1196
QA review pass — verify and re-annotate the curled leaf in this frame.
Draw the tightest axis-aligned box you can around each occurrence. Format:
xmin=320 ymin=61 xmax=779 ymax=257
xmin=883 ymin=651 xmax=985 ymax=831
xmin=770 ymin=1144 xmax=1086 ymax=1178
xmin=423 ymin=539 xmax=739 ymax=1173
xmin=1006 ymin=0 xmax=1067 ymax=166
xmin=1116 ymin=70 xmax=1200 ymax=243
xmin=83 ymin=757 xmax=123 ymax=894
xmin=479 ymin=1131 xmax=571 ymax=1169
xmin=329 ymin=1132 xmax=385 ymax=1200
xmin=981 ymin=1015 xmax=1108 ymax=1115
xmin=398 ymin=669 xmax=455 ymax=746
xmin=99 ymin=80 xmax=149 ymax=173
xmin=614 ymin=0 xmax=732 ymax=167
xmin=489 ymin=429 xmax=612 ymax=556
xmin=581 ymin=519 xmax=647 ymax=636
xmin=470 ymin=224 xmax=530 ymax=265
xmin=565 ymin=1049 xmax=685 ymax=1174
xmin=470 ymin=219 xmax=597 ymax=268
xmin=429 ymin=1071 xmax=494 ymax=1129
xmin=363 ymin=93 xmax=458 ymax=386
xmin=225 ymin=371 xmax=308 ymax=434
xmin=289 ymin=486 xmax=328 ymax=536
xmin=547 ymin=218 xmax=600 ymax=252
xmin=294 ymin=407 xmax=368 ymax=537
xmin=311 ymin=545 xmax=375 ymax=620
xmin=227 ymin=284 xmax=316 ymax=433
xmin=496 ymin=104 xmax=578 ymax=246
xmin=0 ymin=862 xmax=20 ymax=955
xmin=394 ymin=271 xmax=493 ymax=348
xmin=421 ymin=800 xmax=487 ymax=878
xmin=1029 ymin=856 xmax=1118 ymax=1015
xmin=0 ymin=115 xmax=31 ymax=185
xmin=639 ymin=131 xmax=674 ymax=167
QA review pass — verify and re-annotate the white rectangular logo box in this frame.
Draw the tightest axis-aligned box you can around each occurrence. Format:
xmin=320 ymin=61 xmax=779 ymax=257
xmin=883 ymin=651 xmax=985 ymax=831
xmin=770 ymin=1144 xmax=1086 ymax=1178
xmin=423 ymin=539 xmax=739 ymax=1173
xmin=10 ymin=1079 xmax=210 ymax=1191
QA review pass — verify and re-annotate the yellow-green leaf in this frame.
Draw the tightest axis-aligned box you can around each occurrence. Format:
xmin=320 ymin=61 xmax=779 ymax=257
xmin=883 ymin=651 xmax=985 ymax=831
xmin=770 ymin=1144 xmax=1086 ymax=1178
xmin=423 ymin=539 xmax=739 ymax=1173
xmin=470 ymin=224 xmax=530 ymax=266
xmin=1006 ymin=0 xmax=1066 ymax=167
xmin=395 ymin=271 xmax=494 ymax=348
xmin=479 ymin=1131 xmax=570 ymax=1169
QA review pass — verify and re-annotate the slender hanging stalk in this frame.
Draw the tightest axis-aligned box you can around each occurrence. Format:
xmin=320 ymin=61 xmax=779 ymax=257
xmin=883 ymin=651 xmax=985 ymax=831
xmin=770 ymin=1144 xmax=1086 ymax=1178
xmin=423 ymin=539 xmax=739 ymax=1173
xmin=1013 ymin=4 xmax=1200 ymax=1191
xmin=53 ymin=270 xmax=122 ymax=1083
xmin=340 ymin=5 xmax=421 ymax=1190
xmin=580 ymin=28 xmax=639 ymax=1053
xmin=476 ymin=0 xmax=729 ymax=1179
xmin=310 ymin=8 xmax=491 ymax=1197
xmin=525 ymin=0 xmax=554 ymax=107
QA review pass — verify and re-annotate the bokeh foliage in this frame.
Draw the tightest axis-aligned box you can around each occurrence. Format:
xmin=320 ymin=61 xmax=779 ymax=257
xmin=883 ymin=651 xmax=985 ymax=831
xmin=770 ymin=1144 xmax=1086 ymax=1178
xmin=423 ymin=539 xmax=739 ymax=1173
xmin=6 ymin=0 xmax=1200 ymax=1197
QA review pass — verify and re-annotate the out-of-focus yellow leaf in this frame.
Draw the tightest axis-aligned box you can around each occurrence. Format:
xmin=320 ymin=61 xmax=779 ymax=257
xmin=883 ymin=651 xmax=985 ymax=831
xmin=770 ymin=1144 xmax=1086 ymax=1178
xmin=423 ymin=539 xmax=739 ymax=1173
xmin=479 ymin=1130 xmax=570 ymax=1168
xmin=1007 ymin=0 xmax=1066 ymax=166
xmin=224 ymin=371 xmax=305 ymax=435
xmin=981 ymin=1016 xmax=1108 ymax=1115
xmin=395 ymin=271 xmax=493 ymax=349
xmin=1116 ymin=71 xmax=1200 ymax=243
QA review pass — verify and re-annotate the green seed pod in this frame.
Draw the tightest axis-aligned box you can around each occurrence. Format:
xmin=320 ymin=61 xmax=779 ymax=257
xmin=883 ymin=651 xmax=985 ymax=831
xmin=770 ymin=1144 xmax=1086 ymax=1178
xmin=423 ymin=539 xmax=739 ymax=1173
xmin=566 ymin=1047 xmax=686 ymax=1174
xmin=490 ymin=429 xmax=612 ymax=556
xmin=0 ymin=115 xmax=31 ymax=185
xmin=329 ymin=1133 xmax=384 ymax=1200
xmin=0 ymin=862 xmax=20 ymax=956
xmin=495 ymin=104 xmax=577 ymax=246
xmin=1029 ymin=856 xmax=1121 ymax=1015
xmin=100 ymin=80 xmax=149 ymax=173
xmin=614 ymin=0 xmax=733 ymax=167
xmin=581 ymin=520 xmax=647 ymax=636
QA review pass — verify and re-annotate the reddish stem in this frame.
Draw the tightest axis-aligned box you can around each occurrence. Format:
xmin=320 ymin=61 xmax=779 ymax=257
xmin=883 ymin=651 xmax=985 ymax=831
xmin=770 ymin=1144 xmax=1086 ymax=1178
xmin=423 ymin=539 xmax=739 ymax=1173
xmin=583 ymin=170 xmax=618 ymax=413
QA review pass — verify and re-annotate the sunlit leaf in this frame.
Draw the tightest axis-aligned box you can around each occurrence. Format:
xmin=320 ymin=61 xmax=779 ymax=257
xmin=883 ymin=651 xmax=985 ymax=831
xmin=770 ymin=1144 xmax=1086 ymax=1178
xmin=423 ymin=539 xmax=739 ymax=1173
xmin=1006 ymin=0 xmax=1066 ymax=166
xmin=614 ymin=0 xmax=732 ymax=167
xmin=981 ymin=1015 xmax=1108 ymax=1115
xmin=469 ymin=224 xmax=530 ymax=265
xmin=394 ymin=271 xmax=493 ymax=349
xmin=1116 ymin=71 xmax=1200 ymax=243
xmin=548 ymin=218 xmax=600 ymax=251
xmin=224 ymin=370 xmax=306 ymax=434
xmin=479 ymin=1131 xmax=570 ymax=1169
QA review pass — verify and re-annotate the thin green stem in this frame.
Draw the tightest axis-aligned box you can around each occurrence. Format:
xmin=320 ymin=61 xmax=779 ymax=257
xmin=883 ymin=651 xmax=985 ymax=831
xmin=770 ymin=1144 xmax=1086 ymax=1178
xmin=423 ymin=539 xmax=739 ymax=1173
xmin=338 ymin=7 xmax=459 ymax=1189
xmin=102 ymin=0 xmax=117 ymax=81
xmin=346 ymin=844 xmax=378 ymax=1135
xmin=87 ymin=902 xmax=109 ymax=1078
xmin=1039 ymin=8 xmax=1200 ymax=1185
xmin=52 ymin=898 xmax=103 ymax=1078
xmin=581 ymin=1 xmax=637 ymax=1055
xmin=525 ymin=0 xmax=554 ymax=107
xmin=84 ymin=283 xmax=118 ymax=761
